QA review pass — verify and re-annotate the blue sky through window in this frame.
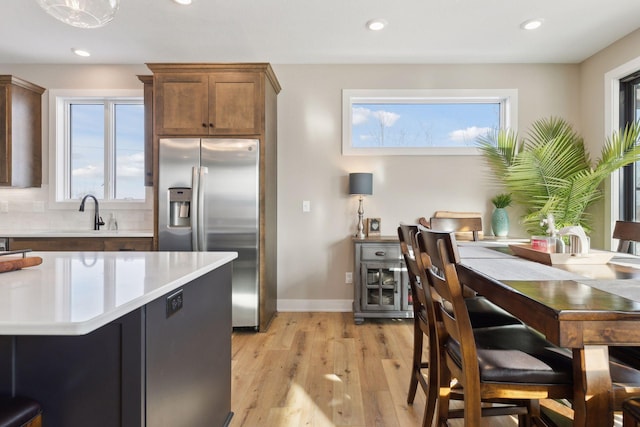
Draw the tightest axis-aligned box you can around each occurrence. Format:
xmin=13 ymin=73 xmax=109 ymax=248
xmin=351 ymin=102 xmax=500 ymax=148
xmin=115 ymin=104 xmax=144 ymax=199
xmin=70 ymin=103 xmax=144 ymax=200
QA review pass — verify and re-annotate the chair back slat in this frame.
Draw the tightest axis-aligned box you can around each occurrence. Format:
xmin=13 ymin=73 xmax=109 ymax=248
xmin=398 ymin=225 xmax=425 ymax=307
xmin=429 ymin=217 xmax=482 ymax=242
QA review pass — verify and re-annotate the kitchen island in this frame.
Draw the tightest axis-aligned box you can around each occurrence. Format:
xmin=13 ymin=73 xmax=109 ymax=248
xmin=0 ymin=250 xmax=237 ymax=427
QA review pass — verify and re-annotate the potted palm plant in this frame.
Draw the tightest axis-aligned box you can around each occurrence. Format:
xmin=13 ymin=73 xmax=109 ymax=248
xmin=477 ymin=116 xmax=640 ymax=235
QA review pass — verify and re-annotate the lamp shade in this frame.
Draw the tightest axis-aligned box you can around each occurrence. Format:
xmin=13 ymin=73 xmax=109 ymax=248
xmin=349 ymin=173 xmax=373 ymax=196
xmin=36 ymin=0 xmax=120 ymax=29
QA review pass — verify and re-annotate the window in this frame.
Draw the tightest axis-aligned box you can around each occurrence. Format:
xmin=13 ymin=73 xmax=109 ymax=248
xmin=50 ymin=90 xmax=145 ymax=206
xmin=342 ymin=89 xmax=517 ymax=155
xmin=619 ymin=71 xmax=640 ymax=253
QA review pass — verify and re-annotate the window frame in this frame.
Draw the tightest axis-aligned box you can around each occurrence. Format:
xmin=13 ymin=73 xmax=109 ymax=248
xmin=48 ymin=89 xmax=150 ymax=210
xmin=619 ymin=72 xmax=640 ymax=221
xmin=342 ymin=88 xmax=518 ymax=156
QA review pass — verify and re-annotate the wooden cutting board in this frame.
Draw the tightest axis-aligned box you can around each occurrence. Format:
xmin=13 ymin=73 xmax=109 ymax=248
xmin=0 ymin=256 xmax=42 ymax=273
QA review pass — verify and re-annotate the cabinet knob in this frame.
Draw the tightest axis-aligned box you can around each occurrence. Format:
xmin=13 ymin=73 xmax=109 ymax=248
xmin=209 ymin=123 xmax=214 ymax=128
xmin=375 ymin=251 xmax=385 ymax=256
xmin=202 ymin=123 xmax=207 ymax=128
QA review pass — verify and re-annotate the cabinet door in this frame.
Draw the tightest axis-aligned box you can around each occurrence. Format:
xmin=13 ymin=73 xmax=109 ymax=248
xmin=209 ymin=72 xmax=261 ymax=135
xmin=0 ymin=76 xmax=44 ymax=188
xmin=360 ymin=262 xmax=401 ymax=311
xmin=9 ymin=238 xmax=104 ymax=251
xmin=154 ymin=73 xmax=209 ymax=136
xmin=103 ymin=238 xmax=153 ymax=251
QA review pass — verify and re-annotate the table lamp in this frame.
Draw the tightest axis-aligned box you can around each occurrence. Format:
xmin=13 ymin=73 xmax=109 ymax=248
xmin=349 ymin=173 xmax=373 ymax=239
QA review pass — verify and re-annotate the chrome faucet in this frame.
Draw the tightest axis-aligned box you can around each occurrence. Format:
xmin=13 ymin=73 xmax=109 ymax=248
xmin=79 ymin=194 xmax=105 ymax=231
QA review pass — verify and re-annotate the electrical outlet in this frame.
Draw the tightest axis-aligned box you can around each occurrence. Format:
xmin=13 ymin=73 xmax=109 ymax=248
xmin=345 ymin=272 xmax=353 ymax=284
xmin=166 ymin=289 xmax=183 ymax=318
xmin=0 ymin=201 xmax=8 ymax=213
xmin=302 ymin=200 xmax=311 ymax=212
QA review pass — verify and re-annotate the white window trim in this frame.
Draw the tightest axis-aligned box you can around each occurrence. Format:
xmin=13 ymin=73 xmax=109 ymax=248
xmin=604 ymin=56 xmax=640 ymax=249
xmin=342 ymin=88 xmax=518 ymax=156
xmin=47 ymin=89 xmax=150 ymax=211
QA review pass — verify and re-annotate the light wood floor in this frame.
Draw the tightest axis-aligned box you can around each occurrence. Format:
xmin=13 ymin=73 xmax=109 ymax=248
xmin=230 ymin=312 xmax=522 ymax=427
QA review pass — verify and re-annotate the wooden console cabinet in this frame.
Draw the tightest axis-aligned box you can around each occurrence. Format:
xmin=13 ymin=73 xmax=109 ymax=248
xmin=353 ymin=237 xmax=413 ymax=324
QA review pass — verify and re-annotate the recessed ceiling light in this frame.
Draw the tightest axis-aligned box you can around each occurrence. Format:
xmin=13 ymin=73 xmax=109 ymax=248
xmin=520 ymin=18 xmax=544 ymax=30
xmin=366 ymin=19 xmax=387 ymax=31
xmin=71 ymin=48 xmax=91 ymax=57
xmin=173 ymin=0 xmax=192 ymax=5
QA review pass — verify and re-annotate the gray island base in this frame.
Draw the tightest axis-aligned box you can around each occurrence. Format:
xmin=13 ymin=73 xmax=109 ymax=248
xmin=0 ymin=251 xmax=236 ymax=427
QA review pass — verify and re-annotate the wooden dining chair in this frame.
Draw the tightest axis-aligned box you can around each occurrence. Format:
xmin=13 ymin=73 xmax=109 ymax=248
xmin=398 ymin=224 xmax=523 ymax=427
xmin=623 ymin=397 xmax=640 ymax=426
xmin=428 ymin=216 xmax=483 ymax=241
xmin=398 ymin=224 xmax=439 ymax=427
xmin=415 ymin=228 xmax=575 ymax=426
xmin=613 ymin=220 xmax=640 ymax=253
xmin=610 ymin=220 xmax=640 ymax=370
xmin=0 ymin=396 xmax=42 ymax=427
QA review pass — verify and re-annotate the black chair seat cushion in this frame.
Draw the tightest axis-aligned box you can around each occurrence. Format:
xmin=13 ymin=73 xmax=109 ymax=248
xmin=610 ymin=346 xmax=640 ymax=370
xmin=466 ymin=296 xmax=522 ymax=328
xmin=0 ymin=396 xmax=41 ymax=427
xmin=623 ymin=397 xmax=640 ymax=422
xmin=446 ymin=324 xmax=573 ymax=385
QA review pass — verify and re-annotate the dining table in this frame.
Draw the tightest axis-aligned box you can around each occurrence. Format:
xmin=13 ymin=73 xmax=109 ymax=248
xmin=456 ymin=241 xmax=640 ymax=427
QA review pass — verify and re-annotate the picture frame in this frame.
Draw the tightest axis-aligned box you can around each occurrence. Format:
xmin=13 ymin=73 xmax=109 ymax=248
xmin=366 ymin=218 xmax=381 ymax=237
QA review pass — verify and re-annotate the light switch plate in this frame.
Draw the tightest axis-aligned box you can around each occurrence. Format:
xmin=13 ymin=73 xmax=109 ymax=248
xmin=302 ymin=200 xmax=311 ymax=212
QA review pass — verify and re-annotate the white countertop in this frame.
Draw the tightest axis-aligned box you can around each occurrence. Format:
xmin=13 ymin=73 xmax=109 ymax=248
xmin=0 ymin=251 xmax=237 ymax=335
xmin=0 ymin=230 xmax=153 ymax=238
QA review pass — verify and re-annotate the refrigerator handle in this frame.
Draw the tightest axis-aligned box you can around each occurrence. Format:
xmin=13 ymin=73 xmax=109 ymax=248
xmin=198 ymin=166 xmax=208 ymax=251
xmin=191 ymin=166 xmax=199 ymax=251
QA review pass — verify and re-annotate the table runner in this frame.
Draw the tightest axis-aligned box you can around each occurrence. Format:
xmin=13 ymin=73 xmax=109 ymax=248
xmin=457 ymin=245 xmax=515 ymax=259
xmin=460 ymin=257 xmax=587 ymax=281
xmin=579 ymin=279 xmax=640 ymax=303
xmin=608 ymin=255 xmax=640 ymax=268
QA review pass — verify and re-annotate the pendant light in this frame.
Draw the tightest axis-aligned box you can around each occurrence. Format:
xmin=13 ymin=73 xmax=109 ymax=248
xmin=36 ymin=0 xmax=120 ymax=29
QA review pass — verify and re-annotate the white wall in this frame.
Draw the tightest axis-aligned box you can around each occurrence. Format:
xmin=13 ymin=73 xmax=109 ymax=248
xmin=273 ymin=63 xmax=580 ymax=307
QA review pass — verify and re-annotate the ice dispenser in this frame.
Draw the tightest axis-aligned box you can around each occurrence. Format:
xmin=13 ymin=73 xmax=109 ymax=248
xmin=168 ymin=187 xmax=192 ymax=227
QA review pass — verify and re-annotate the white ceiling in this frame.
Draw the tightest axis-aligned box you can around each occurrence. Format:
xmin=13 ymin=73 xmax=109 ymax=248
xmin=2 ymin=0 xmax=640 ymax=65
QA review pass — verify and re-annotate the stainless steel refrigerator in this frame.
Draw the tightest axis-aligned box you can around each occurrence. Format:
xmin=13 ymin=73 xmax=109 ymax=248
xmin=158 ymin=138 xmax=259 ymax=328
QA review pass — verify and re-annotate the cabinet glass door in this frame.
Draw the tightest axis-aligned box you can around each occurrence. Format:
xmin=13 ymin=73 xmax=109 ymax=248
xmin=361 ymin=262 xmax=401 ymax=311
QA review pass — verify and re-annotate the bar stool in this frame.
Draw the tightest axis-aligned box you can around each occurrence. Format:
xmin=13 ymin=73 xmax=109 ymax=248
xmin=0 ymin=396 xmax=42 ymax=427
xmin=624 ymin=397 xmax=640 ymax=427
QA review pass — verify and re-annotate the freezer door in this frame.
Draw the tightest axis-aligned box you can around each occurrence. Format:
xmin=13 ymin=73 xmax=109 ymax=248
xmin=158 ymin=138 xmax=201 ymax=251
xmin=201 ymin=139 xmax=259 ymax=328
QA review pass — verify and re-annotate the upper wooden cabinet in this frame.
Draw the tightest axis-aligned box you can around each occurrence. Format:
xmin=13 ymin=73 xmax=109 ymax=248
xmin=0 ymin=76 xmax=45 ymax=187
xmin=147 ymin=64 xmax=280 ymax=137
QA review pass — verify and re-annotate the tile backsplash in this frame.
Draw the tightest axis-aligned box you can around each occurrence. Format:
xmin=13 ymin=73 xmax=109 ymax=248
xmin=0 ymin=185 xmax=153 ymax=232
